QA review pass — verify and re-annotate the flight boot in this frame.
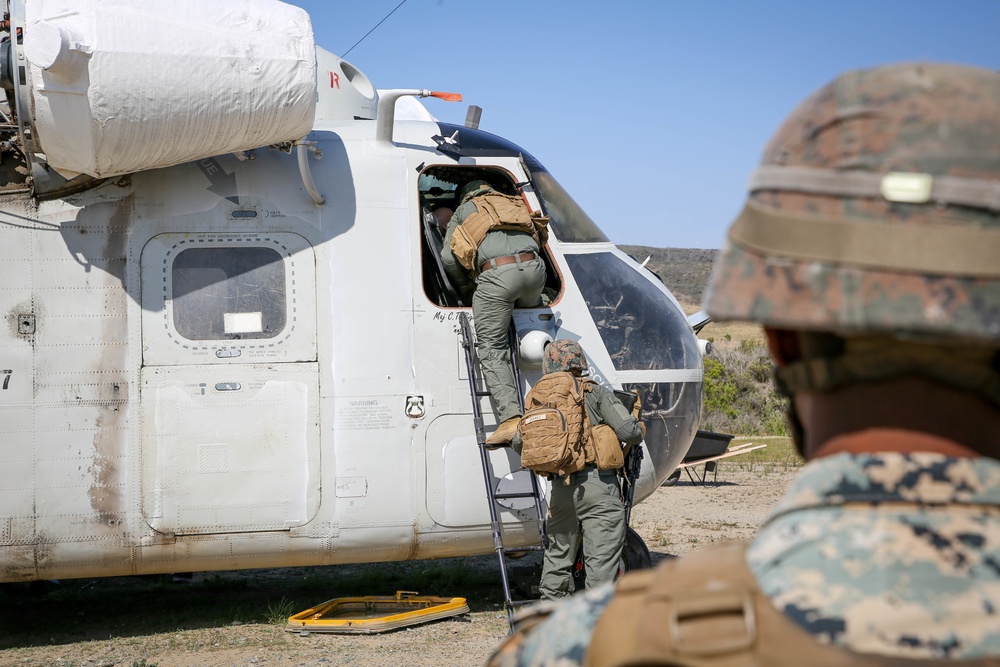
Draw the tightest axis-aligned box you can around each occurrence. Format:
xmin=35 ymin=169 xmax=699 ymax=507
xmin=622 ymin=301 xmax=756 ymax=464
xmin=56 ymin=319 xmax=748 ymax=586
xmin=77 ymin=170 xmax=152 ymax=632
xmin=485 ymin=416 xmax=521 ymax=446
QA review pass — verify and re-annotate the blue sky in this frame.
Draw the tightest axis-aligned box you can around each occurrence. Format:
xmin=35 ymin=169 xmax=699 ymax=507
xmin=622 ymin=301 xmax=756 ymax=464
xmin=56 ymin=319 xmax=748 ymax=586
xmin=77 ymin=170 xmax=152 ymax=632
xmin=286 ymin=1 xmax=999 ymax=249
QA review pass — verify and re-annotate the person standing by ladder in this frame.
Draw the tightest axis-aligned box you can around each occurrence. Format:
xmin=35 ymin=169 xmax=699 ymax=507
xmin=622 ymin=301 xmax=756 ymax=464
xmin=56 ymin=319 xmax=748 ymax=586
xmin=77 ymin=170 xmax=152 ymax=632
xmin=441 ymin=179 xmax=547 ymax=445
xmin=514 ymin=340 xmax=645 ymax=599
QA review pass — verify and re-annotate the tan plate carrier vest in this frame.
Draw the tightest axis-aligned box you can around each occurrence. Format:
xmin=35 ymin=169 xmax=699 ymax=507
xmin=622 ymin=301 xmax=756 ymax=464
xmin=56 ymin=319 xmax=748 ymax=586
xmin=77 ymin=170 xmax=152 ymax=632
xmin=449 ymin=193 xmax=549 ymax=276
xmin=587 ymin=541 xmax=1000 ymax=667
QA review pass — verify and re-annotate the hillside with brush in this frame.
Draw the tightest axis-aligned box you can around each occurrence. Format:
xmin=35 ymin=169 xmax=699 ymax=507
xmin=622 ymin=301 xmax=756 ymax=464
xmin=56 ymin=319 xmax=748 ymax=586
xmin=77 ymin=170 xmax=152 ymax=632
xmin=618 ymin=245 xmax=717 ymax=305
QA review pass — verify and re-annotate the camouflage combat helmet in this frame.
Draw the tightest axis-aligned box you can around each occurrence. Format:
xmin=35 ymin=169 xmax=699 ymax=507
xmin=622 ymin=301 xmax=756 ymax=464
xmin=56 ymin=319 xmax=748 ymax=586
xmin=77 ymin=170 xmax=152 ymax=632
xmin=543 ymin=340 xmax=586 ymax=375
xmin=459 ymin=179 xmax=493 ymax=203
xmin=704 ymin=63 xmax=1000 ymax=344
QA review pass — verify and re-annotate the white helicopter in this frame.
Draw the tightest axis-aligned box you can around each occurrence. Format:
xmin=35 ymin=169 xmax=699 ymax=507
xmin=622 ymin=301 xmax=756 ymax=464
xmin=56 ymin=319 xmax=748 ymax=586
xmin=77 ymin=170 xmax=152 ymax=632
xmin=0 ymin=0 xmax=704 ymax=585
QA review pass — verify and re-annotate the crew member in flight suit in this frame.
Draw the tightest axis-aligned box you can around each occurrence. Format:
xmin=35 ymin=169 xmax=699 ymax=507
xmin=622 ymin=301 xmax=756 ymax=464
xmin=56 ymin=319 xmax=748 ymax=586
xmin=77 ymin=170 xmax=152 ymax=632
xmin=441 ymin=180 xmax=546 ymax=445
xmin=513 ymin=340 xmax=645 ymax=600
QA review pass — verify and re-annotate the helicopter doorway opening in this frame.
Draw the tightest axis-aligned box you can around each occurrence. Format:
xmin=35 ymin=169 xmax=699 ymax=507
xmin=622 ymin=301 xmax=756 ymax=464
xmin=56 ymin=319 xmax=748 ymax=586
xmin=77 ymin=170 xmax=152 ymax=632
xmin=417 ymin=166 xmax=562 ymax=308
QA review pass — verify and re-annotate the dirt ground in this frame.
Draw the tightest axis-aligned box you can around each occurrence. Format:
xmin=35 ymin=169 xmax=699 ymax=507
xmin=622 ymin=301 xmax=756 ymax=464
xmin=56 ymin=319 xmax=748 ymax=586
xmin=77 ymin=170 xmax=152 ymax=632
xmin=1 ymin=465 xmax=797 ymax=667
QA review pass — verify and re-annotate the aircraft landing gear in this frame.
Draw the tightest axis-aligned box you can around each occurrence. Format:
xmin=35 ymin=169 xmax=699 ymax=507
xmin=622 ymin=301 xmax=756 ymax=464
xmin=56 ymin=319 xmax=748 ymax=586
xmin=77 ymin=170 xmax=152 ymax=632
xmin=621 ymin=527 xmax=652 ymax=571
xmin=662 ymin=469 xmax=682 ymax=486
xmin=573 ymin=527 xmax=652 ymax=591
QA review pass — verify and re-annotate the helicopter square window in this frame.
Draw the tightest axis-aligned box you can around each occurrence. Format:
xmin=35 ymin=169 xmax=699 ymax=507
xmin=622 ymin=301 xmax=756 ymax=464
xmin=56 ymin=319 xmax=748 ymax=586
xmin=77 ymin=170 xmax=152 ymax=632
xmin=172 ymin=247 xmax=286 ymax=340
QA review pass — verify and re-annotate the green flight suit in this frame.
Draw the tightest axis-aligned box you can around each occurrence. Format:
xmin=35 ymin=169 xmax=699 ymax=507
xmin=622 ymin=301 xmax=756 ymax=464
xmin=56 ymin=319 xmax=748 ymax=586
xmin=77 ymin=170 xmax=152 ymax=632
xmin=513 ymin=381 xmax=645 ymax=599
xmin=441 ymin=187 xmax=546 ymax=423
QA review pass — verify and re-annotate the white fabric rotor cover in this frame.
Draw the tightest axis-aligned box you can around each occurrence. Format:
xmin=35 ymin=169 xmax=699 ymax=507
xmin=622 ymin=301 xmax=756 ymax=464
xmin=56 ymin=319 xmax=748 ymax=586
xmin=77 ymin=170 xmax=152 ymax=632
xmin=23 ymin=0 xmax=318 ymax=178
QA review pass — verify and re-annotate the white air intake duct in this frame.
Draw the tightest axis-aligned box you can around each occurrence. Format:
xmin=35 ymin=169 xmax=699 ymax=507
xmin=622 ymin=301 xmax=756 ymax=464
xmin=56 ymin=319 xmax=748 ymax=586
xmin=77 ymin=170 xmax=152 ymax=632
xmin=9 ymin=0 xmax=318 ymax=179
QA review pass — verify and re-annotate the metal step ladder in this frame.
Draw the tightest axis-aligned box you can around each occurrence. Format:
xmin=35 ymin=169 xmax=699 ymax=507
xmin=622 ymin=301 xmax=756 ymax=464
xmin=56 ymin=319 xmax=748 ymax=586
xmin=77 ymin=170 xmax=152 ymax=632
xmin=458 ymin=312 xmax=548 ymax=629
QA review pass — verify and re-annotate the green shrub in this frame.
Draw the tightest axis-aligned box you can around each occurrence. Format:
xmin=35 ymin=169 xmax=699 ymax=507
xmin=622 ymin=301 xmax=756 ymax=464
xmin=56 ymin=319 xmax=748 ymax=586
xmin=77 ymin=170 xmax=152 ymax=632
xmin=703 ymin=357 xmax=738 ymax=419
xmin=701 ymin=343 xmax=788 ymax=436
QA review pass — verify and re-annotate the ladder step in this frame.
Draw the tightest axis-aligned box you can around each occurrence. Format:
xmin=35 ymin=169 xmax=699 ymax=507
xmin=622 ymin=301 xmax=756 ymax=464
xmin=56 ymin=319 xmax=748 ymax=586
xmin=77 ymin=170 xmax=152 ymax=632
xmin=459 ymin=312 xmax=548 ymax=631
xmin=503 ymin=545 xmax=546 ymax=554
xmin=494 ymin=491 xmax=538 ymax=500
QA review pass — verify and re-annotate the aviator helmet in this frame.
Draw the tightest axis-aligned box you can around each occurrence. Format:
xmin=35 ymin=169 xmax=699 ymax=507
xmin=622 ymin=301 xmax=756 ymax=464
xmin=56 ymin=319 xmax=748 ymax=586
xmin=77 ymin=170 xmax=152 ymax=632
xmin=459 ymin=179 xmax=493 ymax=203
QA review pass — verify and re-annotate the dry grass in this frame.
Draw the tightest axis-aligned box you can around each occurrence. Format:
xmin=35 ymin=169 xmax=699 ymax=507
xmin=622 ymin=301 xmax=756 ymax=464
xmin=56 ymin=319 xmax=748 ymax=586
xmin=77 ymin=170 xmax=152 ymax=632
xmin=699 ymin=321 xmax=766 ymax=349
xmin=0 ymin=558 xmax=521 ymax=666
xmin=729 ymin=436 xmax=803 ymax=468
xmin=676 ymin=299 xmax=765 ymax=350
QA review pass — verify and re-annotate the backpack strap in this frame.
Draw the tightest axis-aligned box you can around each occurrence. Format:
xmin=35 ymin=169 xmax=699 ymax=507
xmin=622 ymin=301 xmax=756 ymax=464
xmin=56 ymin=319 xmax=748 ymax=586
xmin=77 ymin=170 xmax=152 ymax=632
xmin=576 ymin=377 xmax=598 ymax=465
xmin=586 ymin=541 xmax=997 ymax=667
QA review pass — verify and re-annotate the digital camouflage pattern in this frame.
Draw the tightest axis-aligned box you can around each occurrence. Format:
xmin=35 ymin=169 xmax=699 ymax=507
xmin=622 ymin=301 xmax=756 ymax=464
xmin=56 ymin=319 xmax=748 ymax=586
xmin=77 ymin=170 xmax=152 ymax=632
xmin=488 ymin=584 xmax=615 ymax=667
xmin=488 ymin=62 xmax=1000 ymax=666
xmin=543 ymin=339 xmax=586 ymax=375
xmin=705 ymin=240 xmax=1000 ymax=343
xmin=486 ymin=451 xmax=1000 ymax=665
xmin=704 ymin=63 xmax=1000 ymax=342
xmin=748 ymin=451 xmax=1000 ymax=659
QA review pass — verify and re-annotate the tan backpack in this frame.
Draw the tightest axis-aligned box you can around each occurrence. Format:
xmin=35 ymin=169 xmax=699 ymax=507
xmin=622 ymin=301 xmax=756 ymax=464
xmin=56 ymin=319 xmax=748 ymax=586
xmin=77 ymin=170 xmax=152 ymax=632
xmin=517 ymin=372 xmax=595 ymax=478
xmin=449 ymin=193 xmax=550 ymax=274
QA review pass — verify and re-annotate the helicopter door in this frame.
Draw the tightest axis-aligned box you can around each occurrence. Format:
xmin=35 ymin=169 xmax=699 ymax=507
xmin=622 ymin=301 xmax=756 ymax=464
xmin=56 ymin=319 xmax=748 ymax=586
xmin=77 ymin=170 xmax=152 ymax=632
xmin=417 ymin=164 xmax=563 ymax=308
xmin=139 ymin=232 xmax=320 ymax=536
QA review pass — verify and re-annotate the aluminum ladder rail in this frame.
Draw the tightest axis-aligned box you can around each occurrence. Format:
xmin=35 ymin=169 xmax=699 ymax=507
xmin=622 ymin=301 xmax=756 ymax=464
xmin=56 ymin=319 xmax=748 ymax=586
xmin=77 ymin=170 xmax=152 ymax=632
xmin=458 ymin=312 xmax=548 ymax=629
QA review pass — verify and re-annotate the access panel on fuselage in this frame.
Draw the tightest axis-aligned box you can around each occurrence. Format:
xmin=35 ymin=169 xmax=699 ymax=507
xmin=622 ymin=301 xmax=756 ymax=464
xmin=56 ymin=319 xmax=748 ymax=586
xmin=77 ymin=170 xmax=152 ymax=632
xmin=139 ymin=232 xmax=320 ymax=535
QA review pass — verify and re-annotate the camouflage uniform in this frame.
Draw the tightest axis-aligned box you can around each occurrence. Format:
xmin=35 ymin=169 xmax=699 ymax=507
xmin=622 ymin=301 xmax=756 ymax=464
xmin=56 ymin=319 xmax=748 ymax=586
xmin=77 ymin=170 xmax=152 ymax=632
xmin=489 ymin=450 xmax=1000 ymax=665
xmin=703 ymin=63 xmax=1000 ymax=343
xmin=441 ymin=182 xmax=545 ymax=423
xmin=489 ymin=586 xmax=614 ymax=667
xmin=749 ymin=450 xmax=1000 ymax=659
xmin=513 ymin=341 xmax=645 ymax=600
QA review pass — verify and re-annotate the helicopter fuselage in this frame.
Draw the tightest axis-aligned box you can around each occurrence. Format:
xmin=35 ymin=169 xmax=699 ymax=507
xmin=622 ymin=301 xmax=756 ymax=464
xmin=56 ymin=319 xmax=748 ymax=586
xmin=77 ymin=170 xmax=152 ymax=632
xmin=0 ymin=15 xmax=703 ymax=582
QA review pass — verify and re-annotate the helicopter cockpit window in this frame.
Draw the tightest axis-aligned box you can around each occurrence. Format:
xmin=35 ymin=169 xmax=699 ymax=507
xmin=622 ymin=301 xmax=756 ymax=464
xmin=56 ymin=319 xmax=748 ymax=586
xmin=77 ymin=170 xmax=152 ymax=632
xmin=565 ymin=252 xmax=700 ymax=371
xmin=172 ymin=247 xmax=286 ymax=340
xmin=418 ymin=166 xmax=563 ymax=308
xmin=530 ymin=170 xmax=608 ymax=243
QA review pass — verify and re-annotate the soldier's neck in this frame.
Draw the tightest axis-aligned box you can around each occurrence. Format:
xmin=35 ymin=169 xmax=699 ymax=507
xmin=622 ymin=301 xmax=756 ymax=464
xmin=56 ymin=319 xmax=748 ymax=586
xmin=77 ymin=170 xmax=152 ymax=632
xmin=798 ymin=376 xmax=1000 ymax=460
xmin=812 ymin=429 xmax=979 ymax=459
